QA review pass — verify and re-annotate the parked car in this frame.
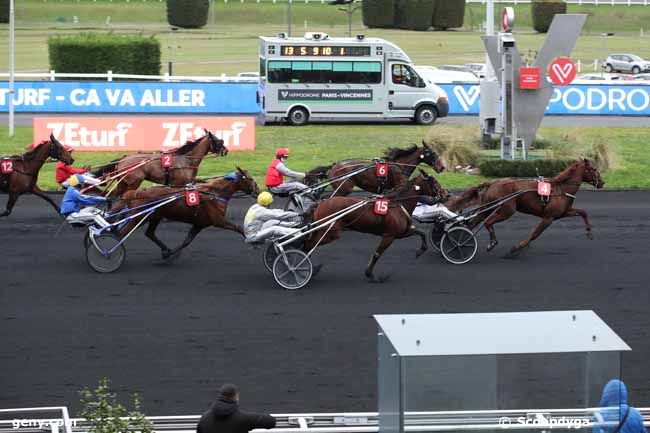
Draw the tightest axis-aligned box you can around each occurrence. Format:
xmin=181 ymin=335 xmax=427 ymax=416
xmin=439 ymin=64 xmax=473 ymax=74
xmin=464 ymin=63 xmax=487 ymax=78
xmin=415 ymin=66 xmax=478 ymax=84
xmin=602 ymin=54 xmax=650 ymax=74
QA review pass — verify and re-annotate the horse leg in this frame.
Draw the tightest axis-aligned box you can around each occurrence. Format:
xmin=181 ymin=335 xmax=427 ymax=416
xmin=563 ymin=207 xmax=593 ymax=240
xmin=365 ymin=236 xmax=395 ymax=283
xmin=144 ymin=218 xmax=173 ymax=258
xmin=510 ymin=217 xmax=554 ymax=255
xmin=31 ymin=185 xmax=62 ymax=216
xmin=483 ymin=204 xmax=516 ymax=252
xmin=220 ymin=220 xmax=244 ymax=236
xmin=401 ymin=225 xmax=428 ymax=258
xmin=0 ymin=193 xmax=20 ymax=217
xmin=163 ymin=225 xmax=203 ymax=259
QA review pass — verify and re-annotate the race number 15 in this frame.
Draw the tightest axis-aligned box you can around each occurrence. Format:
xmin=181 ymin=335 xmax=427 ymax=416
xmin=186 ymin=190 xmax=200 ymax=207
xmin=374 ymin=198 xmax=389 ymax=215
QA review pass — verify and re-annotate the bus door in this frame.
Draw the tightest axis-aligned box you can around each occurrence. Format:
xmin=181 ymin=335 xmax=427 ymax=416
xmin=387 ymin=63 xmax=428 ymax=114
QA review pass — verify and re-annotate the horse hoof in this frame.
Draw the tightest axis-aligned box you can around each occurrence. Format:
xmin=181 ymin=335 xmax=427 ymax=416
xmin=486 ymin=241 xmax=498 ymax=252
xmin=415 ymin=248 xmax=426 ymax=258
xmin=586 ymin=232 xmax=593 ymax=240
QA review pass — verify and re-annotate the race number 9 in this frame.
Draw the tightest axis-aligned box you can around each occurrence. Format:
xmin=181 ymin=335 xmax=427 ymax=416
xmin=376 ymin=163 xmax=388 ymax=178
xmin=162 ymin=153 xmax=174 ymax=168
xmin=374 ymin=198 xmax=389 ymax=216
xmin=186 ymin=190 xmax=200 ymax=207
xmin=1 ymin=160 xmax=14 ymax=174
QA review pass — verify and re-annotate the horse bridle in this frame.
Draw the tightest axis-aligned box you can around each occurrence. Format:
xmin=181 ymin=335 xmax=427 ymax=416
xmin=208 ymin=132 xmax=226 ymax=156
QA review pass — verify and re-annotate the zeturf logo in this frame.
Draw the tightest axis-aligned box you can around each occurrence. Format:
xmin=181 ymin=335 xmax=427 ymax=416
xmin=453 ymin=86 xmax=480 ymax=112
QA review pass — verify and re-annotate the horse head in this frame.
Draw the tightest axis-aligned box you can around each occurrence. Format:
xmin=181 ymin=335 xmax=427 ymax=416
xmin=304 ymin=164 xmax=332 ymax=187
xmin=421 ymin=141 xmax=445 ymax=173
xmin=234 ymin=166 xmax=260 ymax=197
xmin=416 ymin=168 xmax=449 ymax=202
xmin=581 ymin=158 xmax=605 ymax=189
xmin=204 ymin=129 xmax=228 ymax=157
xmin=49 ymin=134 xmax=74 ymax=165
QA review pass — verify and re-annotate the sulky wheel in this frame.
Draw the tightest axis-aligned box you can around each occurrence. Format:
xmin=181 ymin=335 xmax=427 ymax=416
xmin=428 ymin=223 xmax=445 ymax=253
xmin=86 ymin=233 xmax=126 ymax=273
xmin=272 ymin=249 xmax=313 ymax=290
xmin=440 ymin=226 xmax=478 ymax=265
xmin=263 ymin=243 xmax=279 ymax=273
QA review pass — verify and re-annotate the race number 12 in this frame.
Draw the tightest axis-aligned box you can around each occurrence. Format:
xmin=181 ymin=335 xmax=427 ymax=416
xmin=1 ymin=160 xmax=14 ymax=174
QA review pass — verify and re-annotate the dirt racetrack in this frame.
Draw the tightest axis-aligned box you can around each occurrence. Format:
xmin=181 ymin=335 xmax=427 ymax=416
xmin=1 ymin=191 xmax=649 ymax=415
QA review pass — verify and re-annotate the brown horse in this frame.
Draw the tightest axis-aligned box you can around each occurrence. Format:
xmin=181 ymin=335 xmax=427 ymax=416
xmin=317 ymin=143 xmax=445 ymax=197
xmin=0 ymin=134 xmax=74 ymax=217
xmin=94 ymin=129 xmax=227 ymax=197
xmin=469 ymin=159 xmax=605 ymax=255
xmin=304 ymin=170 xmax=449 ymax=282
xmin=117 ymin=167 xmax=259 ymax=259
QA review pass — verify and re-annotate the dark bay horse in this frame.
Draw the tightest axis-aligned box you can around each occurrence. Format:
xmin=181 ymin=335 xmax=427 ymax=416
xmin=304 ymin=170 xmax=449 ymax=282
xmin=117 ymin=167 xmax=259 ymax=259
xmin=315 ymin=143 xmax=445 ymax=197
xmin=0 ymin=134 xmax=74 ymax=217
xmin=470 ymin=159 xmax=605 ymax=255
xmin=94 ymin=129 xmax=227 ymax=197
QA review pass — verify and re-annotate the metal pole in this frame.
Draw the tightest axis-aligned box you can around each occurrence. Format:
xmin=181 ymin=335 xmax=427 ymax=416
xmin=485 ymin=0 xmax=495 ymax=79
xmin=348 ymin=3 xmax=352 ymax=37
xmin=287 ymin=0 xmax=292 ymax=36
xmin=9 ymin=0 xmax=15 ymax=137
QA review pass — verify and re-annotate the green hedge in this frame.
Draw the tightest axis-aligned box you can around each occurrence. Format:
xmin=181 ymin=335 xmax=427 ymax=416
xmin=0 ymin=0 xmax=9 ymax=23
xmin=395 ymin=0 xmax=435 ymax=30
xmin=478 ymin=159 xmax=574 ymax=178
xmin=167 ymin=0 xmax=209 ymax=29
xmin=362 ymin=0 xmax=395 ymax=28
xmin=48 ymin=33 xmax=160 ymax=75
xmin=432 ymin=0 xmax=465 ymax=30
xmin=531 ymin=0 xmax=567 ymax=33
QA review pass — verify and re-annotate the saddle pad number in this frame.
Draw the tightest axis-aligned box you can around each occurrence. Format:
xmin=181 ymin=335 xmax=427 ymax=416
xmin=186 ymin=190 xmax=200 ymax=207
xmin=376 ymin=162 xmax=388 ymax=178
xmin=538 ymin=181 xmax=551 ymax=196
xmin=374 ymin=198 xmax=389 ymax=215
xmin=1 ymin=160 xmax=14 ymax=174
xmin=162 ymin=153 xmax=174 ymax=168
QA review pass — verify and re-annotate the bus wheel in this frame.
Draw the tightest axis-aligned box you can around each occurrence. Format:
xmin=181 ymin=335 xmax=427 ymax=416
xmin=287 ymin=107 xmax=309 ymax=126
xmin=415 ymin=105 xmax=437 ymax=125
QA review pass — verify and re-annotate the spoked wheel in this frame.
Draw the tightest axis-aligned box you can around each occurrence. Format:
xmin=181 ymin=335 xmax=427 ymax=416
xmin=83 ymin=231 xmax=91 ymax=249
xmin=428 ymin=223 xmax=445 ymax=252
xmin=440 ymin=226 xmax=478 ymax=265
xmin=263 ymin=243 xmax=278 ymax=273
xmin=272 ymin=249 xmax=313 ymax=290
xmin=86 ymin=233 xmax=126 ymax=273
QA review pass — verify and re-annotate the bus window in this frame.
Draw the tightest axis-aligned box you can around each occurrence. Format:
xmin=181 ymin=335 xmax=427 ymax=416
xmin=268 ymin=60 xmax=381 ymax=84
xmin=259 ymin=58 xmax=266 ymax=77
xmin=392 ymin=64 xmax=423 ymax=87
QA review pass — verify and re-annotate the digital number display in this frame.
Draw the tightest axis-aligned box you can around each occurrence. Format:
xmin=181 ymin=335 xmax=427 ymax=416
xmin=280 ymin=46 xmax=371 ymax=57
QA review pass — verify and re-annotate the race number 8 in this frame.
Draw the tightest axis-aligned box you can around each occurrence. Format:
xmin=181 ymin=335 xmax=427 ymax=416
xmin=374 ymin=198 xmax=389 ymax=215
xmin=162 ymin=153 xmax=173 ymax=168
xmin=186 ymin=190 xmax=200 ymax=207
xmin=376 ymin=163 xmax=388 ymax=178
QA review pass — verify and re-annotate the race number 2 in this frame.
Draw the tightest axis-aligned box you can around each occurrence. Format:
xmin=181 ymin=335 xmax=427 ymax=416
xmin=538 ymin=181 xmax=551 ymax=196
xmin=1 ymin=159 xmax=14 ymax=174
xmin=162 ymin=153 xmax=174 ymax=168
xmin=186 ymin=189 xmax=200 ymax=207
xmin=376 ymin=162 xmax=388 ymax=178
xmin=374 ymin=198 xmax=389 ymax=215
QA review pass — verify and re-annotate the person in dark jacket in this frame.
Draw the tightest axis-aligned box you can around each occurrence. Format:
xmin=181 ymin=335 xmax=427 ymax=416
xmin=197 ymin=384 xmax=276 ymax=433
xmin=593 ymin=379 xmax=647 ymax=433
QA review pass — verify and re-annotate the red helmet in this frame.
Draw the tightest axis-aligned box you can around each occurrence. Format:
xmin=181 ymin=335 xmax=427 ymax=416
xmin=276 ymin=148 xmax=290 ymax=158
xmin=63 ymin=145 xmax=74 ymax=152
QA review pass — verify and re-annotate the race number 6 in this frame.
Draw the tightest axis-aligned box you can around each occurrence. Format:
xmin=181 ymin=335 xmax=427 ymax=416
xmin=376 ymin=162 xmax=388 ymax=178
xmin=186 ymin=190 xmax=200 ymax=207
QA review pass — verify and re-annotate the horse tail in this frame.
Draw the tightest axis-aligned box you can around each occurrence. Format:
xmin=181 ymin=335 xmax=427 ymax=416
xmin=446 ymin=181 xmax=492 ymax=212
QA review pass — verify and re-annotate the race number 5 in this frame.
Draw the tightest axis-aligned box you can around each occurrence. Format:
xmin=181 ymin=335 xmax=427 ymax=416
xmin=538 ymin=181 xmax=551 ymax=196
xmin=186 ymin=189 xmax=200 ymax=207
xmin=1 ymin=159 xmax=14 ymax=174
xmin=376 ymin=162 xmax=388 ymax=178
xmin=162 ymin=153 xmax=174 ymax=168
xmin=374 ymin=198 xmax=389 ymax=215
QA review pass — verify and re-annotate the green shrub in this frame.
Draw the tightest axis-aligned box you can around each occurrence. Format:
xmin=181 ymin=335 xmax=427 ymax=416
xmin=167 ymin=0 xmax=209 ymax=29
xmin=362 ymin=0 xmax=395 ymax=28
xmin=478 ymin=159 xmax=574 ymax=178
xmin=531 ymin=0 xmax=567 ymax=33
xmin=432 ymin=0 xmax=466 ymax=30
xmin=0 ymin=0 xmax=9 ymax=23
xmin=395 ymin=0 xmax=434 ymax=31
xmin=48 ymin=33 xmax=160 ymax=76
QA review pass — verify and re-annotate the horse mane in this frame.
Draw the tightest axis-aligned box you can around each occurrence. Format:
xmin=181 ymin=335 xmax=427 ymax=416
xmin=552 ymin=161 xmax=580 ymax=183
xmin=173 ymin=135 xmax=204 ymax=155
xmin=20 ymin=141 xmax=49 ymax=160
xmin=383 ymin=144 xmax=419 ymax=161
xmin=306 ymin=164 xmax=333 ymax=177
xmin=383 ymin=177 xmax=416 ymax=199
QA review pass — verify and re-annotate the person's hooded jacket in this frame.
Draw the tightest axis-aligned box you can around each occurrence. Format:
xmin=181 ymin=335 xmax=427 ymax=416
xmin=197 ymin=398 xmax=276 ymax=433
xmin=593 ymin=380 xmax=647 ymax=433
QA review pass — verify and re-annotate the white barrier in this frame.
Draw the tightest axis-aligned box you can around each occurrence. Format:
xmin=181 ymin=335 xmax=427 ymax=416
xmin=0 ymin=72 xmax=258 ymax=83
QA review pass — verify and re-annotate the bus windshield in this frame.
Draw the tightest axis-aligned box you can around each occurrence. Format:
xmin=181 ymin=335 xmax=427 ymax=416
xmin=267 ymin=60 xmax=382 ymax=84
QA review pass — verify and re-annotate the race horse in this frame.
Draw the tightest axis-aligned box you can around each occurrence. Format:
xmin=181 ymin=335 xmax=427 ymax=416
xmin=116 ymin=167 xmax=259 ymax=259
xmin=0 ymin=134 xmax=74 ymax=217
xmin=468 ymin=159 xmax=605 ymax=255
xmin=308 ymin=142 xmax=446 ymax=197
xmin=304 ymin=170 xmax=449 ymax=282
xmin=93 ymin=129 xmax=228 ymax=197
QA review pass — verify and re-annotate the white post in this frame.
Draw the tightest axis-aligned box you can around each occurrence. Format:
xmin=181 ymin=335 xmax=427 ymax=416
xmin=8 ymin=0 xmax=15 ymax=137
xmin=485 ymin=0 xmax=495 ymax=79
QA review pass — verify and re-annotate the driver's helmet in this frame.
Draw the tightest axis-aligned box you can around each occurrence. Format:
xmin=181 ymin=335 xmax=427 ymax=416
xmin=257 ymin=191 xmax=273 ymax=206
xmin=276 ymin=148 xmax=290 ymax=158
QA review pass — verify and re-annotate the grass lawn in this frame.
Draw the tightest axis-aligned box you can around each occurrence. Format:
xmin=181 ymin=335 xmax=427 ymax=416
xmin=1 ymin=124 xmax=649 ymax=191
xmin=1 ymin=3 xmax=650 ymax=75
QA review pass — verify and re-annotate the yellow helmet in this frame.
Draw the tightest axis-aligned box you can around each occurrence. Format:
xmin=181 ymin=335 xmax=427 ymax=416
xmin=257 ymin=191 xmax=273 ymax=206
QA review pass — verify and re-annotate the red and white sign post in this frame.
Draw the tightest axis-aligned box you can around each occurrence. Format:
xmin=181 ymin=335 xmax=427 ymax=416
xmin=519 ymin=67 xmax=541 ymax=90
xmin=548 ymin=57 xmax=577 ymax=86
